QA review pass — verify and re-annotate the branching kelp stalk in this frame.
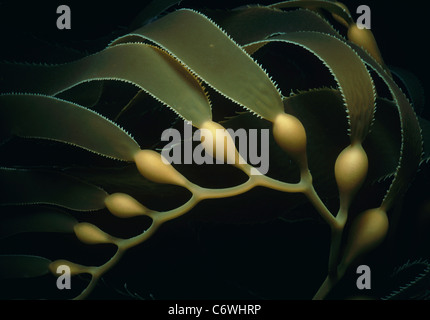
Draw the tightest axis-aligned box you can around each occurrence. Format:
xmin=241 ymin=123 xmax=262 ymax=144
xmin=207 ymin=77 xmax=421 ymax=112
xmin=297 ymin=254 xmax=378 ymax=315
xmin=0 ymin=1 xmax=426 ymax=300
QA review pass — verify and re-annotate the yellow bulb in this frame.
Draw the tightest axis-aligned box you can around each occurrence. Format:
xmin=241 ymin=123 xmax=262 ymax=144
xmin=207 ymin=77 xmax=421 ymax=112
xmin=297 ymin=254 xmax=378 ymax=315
xmin=74 ymin=222 xmax=113 ymax=245
xmin=104 ymin=193 xmax=150 ymax=218
xmin=49 ymin=259 xmax=86 ymax=276
xmin=334 ymin=143 xmax=368 ymax=199
xmin=134 ymin=149 xmax=188 ymax=187
xmin=199 ymin=120 xmax=245 ymax=166
xmin=341 ymin=208 xmax=389 ymax=267
xmin=348 ymin=23 xmax=384 ymax=67
xmin=272 ymin=113 xmax=307 ymax=164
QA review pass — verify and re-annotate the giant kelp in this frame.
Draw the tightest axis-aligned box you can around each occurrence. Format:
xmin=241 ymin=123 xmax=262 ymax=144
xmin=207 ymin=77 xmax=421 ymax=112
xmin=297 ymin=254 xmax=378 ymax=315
xmin=0 ymin=0 xmax=429 ymax=300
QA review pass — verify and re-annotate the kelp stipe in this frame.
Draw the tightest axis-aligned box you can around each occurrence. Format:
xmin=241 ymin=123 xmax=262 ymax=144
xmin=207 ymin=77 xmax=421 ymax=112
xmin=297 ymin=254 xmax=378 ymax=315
xmin=0 ymin=0 xmax=429 ymax=300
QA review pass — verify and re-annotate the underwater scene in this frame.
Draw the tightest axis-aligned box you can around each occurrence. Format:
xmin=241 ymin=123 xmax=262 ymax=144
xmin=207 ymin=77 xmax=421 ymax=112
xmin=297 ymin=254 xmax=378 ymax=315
xmin=0 ymin=0 xmax=429 ymax=302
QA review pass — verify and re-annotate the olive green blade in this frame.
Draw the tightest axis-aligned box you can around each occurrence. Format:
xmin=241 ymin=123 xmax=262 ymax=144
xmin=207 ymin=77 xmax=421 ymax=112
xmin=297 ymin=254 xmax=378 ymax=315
xmin=419 ymin=117 xmax=430 ymax=165
xmin=244 ymin=31 xmax=376 ymax=142
xmin=0 ymin=207 xmax=78 ymax=239
xmin=0 ymin=94 xmax=140 ymax=161
xmin=0 ymin=255 xmax=52 ymax=279
xmin=205 ymin=6 xmax=340 ymax=46
xmin=0 ymin=43 xmax=212 ymax=127
xmin=269 ymin=0 xmax=353 ymax=25
xmin=112 ymin=9 xmax=284 ymax=122
xmin=0 ymin=168 xmax=108 ymax=211
xmin=349 ymin=43 xmax=423 ymax=210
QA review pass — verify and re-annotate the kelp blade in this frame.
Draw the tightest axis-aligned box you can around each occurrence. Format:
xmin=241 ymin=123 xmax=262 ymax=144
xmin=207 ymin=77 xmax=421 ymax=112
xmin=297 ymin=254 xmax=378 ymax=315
xmin=216 ymin=8 xmax=375 ymax=142
xmin=348 ymin=43 xmax=423 ymax=210
xmin=0 ymin=168 xmax=108 ymax=211
xmin=0 ymin=255 xmax=52 ymax=279
xmin=244 ymin=31 xmax=375 ymax=142
xmin=0 ymin=94 xmax=140 ymax=161
xmin=0 ymin=43 xmax=212 ymax=126
xmin=269 ymin=0 xmax=353 ymax=25
xmin=419 ymin=117 xmax=430 ymax=164
xmin=0 ymin=207 xmax=78 ymax=239
xmin=390 ymin=66 xmax=426 ymax=114
xmin=205 ymin=6 xmax=339 ymax=46
xmin=112 ymin=9 xmax=284 ymax=122
xmin=281 ymin=89 xmax=400 ymax=185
